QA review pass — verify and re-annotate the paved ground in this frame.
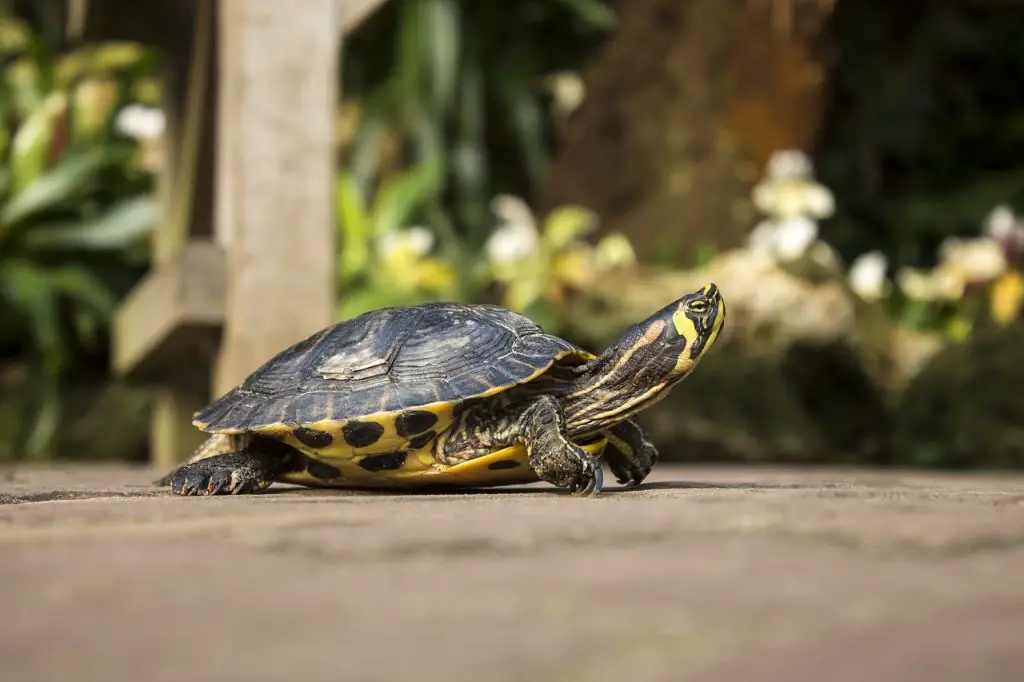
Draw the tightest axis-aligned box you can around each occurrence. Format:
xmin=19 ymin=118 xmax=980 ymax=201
xmin=0 ymin=463 xmax=1022 ymax=682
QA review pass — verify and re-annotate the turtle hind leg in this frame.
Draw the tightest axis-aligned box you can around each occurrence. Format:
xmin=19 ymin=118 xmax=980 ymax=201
xmin=153 ymin=433 xmax=236 ymax=487
xmin=604 ymin=417 xmax=659 ymax=487
xmin=515 ymin=394 xmax=604 ymax=496
xmin=163 ymin=437 xmax=301 ymax=496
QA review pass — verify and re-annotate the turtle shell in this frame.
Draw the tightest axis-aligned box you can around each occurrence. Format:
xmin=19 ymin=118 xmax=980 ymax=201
xmin=193 ymin=303 xmax=593 ymax=465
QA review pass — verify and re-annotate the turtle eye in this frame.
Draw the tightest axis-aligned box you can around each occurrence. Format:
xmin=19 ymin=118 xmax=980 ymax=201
xmin=689 ymin=299 xmax=709 ymax=314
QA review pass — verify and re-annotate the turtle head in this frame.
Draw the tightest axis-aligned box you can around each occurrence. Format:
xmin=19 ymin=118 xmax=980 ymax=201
xmin=564 ymin=283 xmax=726 ymax=430
xmin=664 ymin=282 xmax=727 ymax=378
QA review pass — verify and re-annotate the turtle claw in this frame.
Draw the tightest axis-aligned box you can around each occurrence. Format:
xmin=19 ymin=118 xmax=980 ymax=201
xmin=165 ymin=453 xmax=272 ymax=496
xmin=569 ymin=454 xmax=603 ymax=497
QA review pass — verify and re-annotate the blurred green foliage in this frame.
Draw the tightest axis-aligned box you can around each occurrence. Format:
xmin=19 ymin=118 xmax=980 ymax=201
xmin=339 ymin=0 xmax=613 ymax=248
xmin=0 ymin=0 xmax=1022 ymax=471
xmin=816 ymin=1 xmax=1024 ymax=271
xmin=0 ymin=16 xmax=158 ymax=458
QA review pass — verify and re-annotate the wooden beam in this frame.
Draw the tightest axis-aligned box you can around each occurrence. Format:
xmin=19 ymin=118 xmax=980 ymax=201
xmin=213 ymin=0 xmax=339 ymax=397
xmin=58 ymin=0 xmax=387 ymax=45
xmin=111 ymin=240 xmax=224 ymax=382
xmin=339 ymin=0 xmax=388 ymax=32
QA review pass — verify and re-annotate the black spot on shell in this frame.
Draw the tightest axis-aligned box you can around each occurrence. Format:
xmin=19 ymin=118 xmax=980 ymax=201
xmin=487 ymin=460 xmax=521 ymax=470
xmin=343 ymin=420 xmax=385 ymax=448
xmin=407 ymin=430 xmax=436 ymax=450
xmin=293 ymin=427 xmax=334 ymax=449
xmin=305 ymin=458 xmax=342 ymax=481
xmin=395 ymin=410 xmax=438 ymax=437
xmin=358 ymin=451 xmax=407 ymax=472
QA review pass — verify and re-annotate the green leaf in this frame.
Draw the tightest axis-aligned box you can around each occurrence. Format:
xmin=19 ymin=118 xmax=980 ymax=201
xmin=349 ymin=114 xmax=386 ymax=190
xmin=502 ymin=80 xmax=547 ymax=187
xmin=8 ymin=90 xmax=62 ymax=194
xmin=542 ymin=205 xmax=597 ymax=250
xmin=0 ymin=259 xmax=62 ymax=369
xmin=369 ymin=160 xmax=441 ymax=236
xmin=396 ymin=0 xmax=425 ymax=103
xmin=555 ymin=0 xmax=617 ymax=29
xmin=44 ymin=264 xmax=117 ymax=315
xmin=1 ymin=147 xmax=120 ymax=228
xmin=423 ymin=0 xmax=460 ymax=113
xmin=336 ymin=172 xmax=371 ymax=282
xmin=23 ymin=195 xmax=156 ymax=250
xmin=453 ymin=43 xmax=487 ymax=233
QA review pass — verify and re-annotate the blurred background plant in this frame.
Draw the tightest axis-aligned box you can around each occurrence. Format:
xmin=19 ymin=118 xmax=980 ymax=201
xmin=2 ymin=0 xmax=1024 ymax=470
xmin=0 ymin=14 xmax=158 ymax=458
xmin=334 ymin=160 xmax=463 ymax=320
xmin=480 ymin=194 xmax=635 ymax=332
xmin=337 ymin=0 xmax=613 ymax=251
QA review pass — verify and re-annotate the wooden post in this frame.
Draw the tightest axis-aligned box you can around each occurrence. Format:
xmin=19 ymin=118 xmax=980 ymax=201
xmin=213 ymin=0 xmax=340 ymax=397
xmin=148 ymin=0 xmax=218 ymax=468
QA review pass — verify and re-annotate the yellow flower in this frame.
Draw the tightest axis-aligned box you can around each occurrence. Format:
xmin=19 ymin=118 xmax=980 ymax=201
xmin=553 ymin=243 xmax=597 ymax=289
xmin=415 ymin=258 xmax=456 ymax=293
xmin=594 ymin=232 xmax=636 ymax=270
xmin=990 ymin=271 xmax=1024 ymax=325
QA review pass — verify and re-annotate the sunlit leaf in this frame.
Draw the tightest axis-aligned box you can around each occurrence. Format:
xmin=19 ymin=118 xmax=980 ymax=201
xmin=336 ymin=172 xmax=371 ymax=282
xmin=24 ymin=195 xmax=156 ymax=250
xmin=8 ymin=90 xmax=65 ymax=194
xmin=5 ymin=57 xmax=44 ymax=117
xmin=542 ymin=204 xmax=597 ymax=250
xmin=423 ymin=0 xmax=460 ymax=113
xmin=1 ymin=147 xmax=120 ymax=227
xmin=369 ymin=159 xmax=441 ymax=236
xmin=348 ymin=113 xmax=386 ymax=188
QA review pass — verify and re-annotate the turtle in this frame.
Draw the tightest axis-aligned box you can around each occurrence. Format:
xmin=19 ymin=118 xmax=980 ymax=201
xmin=159 ymin=283 xmax=726 ymax=497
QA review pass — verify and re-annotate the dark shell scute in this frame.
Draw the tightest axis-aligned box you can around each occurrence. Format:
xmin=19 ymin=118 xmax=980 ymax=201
xmin=407 ymin=430 xmax=436 ymax=450
xmin=487 ymin=460 xmax=521 ymax=470
xmin=194 ymin=302 xmax=591 ymax=433
xmin=395 ymin=410 xmax=438 ymax=437
xmin=358 ymin=451 xmax=407 ymax=472
xmin=305 ymin=458 xmax=343 ymax=481
xmin=342 ymin=421 xmax=385 ymax=448
xmin=292 ymin=426 xmax=334 ymax=449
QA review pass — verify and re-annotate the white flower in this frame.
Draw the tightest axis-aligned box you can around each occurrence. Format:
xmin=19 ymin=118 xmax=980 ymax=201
xmin=848 ymin=251 xmax=888 ymax=301
xmin=746 ymin=220 xmax=779 ymax=254
xmin=983 ymin=204 xmax=1017 ymax=241
xmin=544 ymin=71 xmax=586 ymax=119
xmin=485 ymin=222 xmax=539 ymax=265
xmin=774 ymin=216 xmax=818 ymax=260
xmin=752 ymin=179 xmax=834 ymax=221
xmin=752 ymin=148 xmax=834 ymax=223
xmin=746 ymin=217 xmax=818 ymax=262
xmin=490 ymin=194 xmax=537 ymax=232
xmin=115 ymin=104 xmax=165 ymax=140
xmin=377 ymin=226 xmax=435 ymax=260
xmin=486 ymin=195 xmax=541 ymax=265
xmin=939 ymin=236 xmax=1007 ymax=284
xmin=766 ymin=149 xmax=813 ymax=181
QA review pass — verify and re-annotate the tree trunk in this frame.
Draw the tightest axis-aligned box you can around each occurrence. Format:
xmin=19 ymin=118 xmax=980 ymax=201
xmin=539 ymin=0 xmax=835 ymax=265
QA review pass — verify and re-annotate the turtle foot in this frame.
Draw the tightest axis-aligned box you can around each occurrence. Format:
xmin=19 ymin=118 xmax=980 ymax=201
xmin=166 ymin=453 xmax=274 ymax=496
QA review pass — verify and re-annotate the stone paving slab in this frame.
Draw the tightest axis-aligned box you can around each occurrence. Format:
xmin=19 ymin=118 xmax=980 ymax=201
xmin=0 ymin=464 xmax=1022 ymax=682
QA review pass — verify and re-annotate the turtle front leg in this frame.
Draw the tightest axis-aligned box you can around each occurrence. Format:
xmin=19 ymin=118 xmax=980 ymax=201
xmin=513 ymin=395 xmax=604 ymax=496
xmin=163 ymin=436 xmax=299 ymax=496
xmin=604 ymin=417 xmax=659 ymax=487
